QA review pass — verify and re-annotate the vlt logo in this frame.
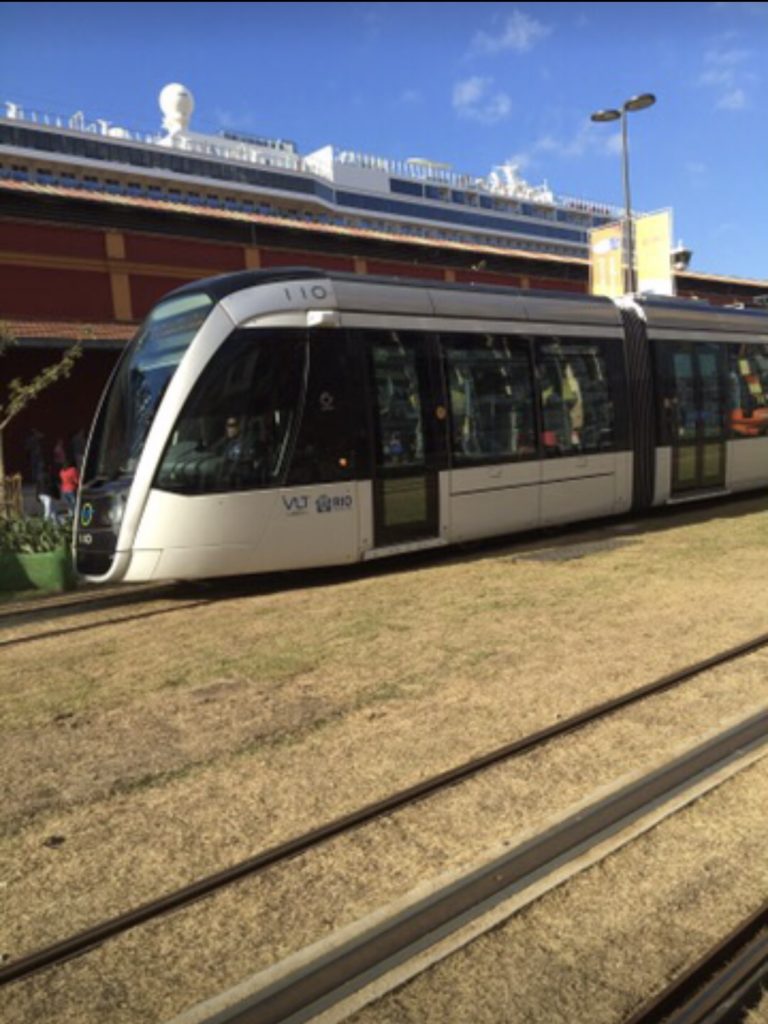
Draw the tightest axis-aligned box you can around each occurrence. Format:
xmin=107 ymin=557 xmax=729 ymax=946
xmin=282 ymin=495 xmax=309 ymax=515
xmin=80 ymin=503 xmax=95 ymax=528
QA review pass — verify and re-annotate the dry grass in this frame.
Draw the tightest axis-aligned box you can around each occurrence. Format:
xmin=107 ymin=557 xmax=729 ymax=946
xmin=748 ymin=991 xmax=768 ymax=1024
xmin=350 ymin=757 xmax=768 ymax=1024
xmin=1 ymin=497 xmax=768 ymax=1022
xmin=2 ymin=501 xmax=767 ymax=836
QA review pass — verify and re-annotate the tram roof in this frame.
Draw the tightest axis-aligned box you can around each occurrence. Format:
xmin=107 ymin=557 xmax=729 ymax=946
xmin=163 ymin=268 xmax=768 ymax=336
xmin=164 ymin=267 xmax=622 ymax=328
xmin=635 ymin=294 xmax=768 ymax=336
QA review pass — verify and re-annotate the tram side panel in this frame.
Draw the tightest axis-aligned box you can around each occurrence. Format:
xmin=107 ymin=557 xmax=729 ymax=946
xmin=648 ymin=329 xmax=768 ymax=505
xmin=443 ymin=329 xmax=541 ymax=541
xmin=536 ymin=332 xmax=633 ymax=526
xmin=723 ymin=336 xmax=768 ymax=492
xmin=442 ymin=326 xmax=633 ymax=541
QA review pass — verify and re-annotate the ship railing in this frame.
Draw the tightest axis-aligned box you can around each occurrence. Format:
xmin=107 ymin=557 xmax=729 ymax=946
xmin=556 ymin=192 xmax=623 ymax=218
xmin=166 ymin=134 xmax=305 ymax=172
xmin=3 ymin=101 xmax=162 ymax=145
xmin=333 ymin=149 xmax=476 ymax=188
xmin=2 ymin=100 xmax=308 ymax=173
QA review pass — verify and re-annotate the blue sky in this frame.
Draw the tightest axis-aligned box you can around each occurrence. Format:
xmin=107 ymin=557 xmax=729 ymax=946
xmin=2 ymin=1 xmax=767 ymax=280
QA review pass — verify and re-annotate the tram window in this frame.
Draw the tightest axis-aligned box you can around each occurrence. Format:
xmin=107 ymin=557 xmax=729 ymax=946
xmin=656 ymin=342 xmax=727 ymax=445
xmin=371 ymin=334 xmax=426 ymax=469
xmin=443 ymin=334 xmax=536 ymax=462
xmin=670 ymin=350 xmax=698 ymax=442
xmin=727 ymin=343 xmax=768 ymax=438
xmin=155 ymin=329 xmax=307 ymax=494
xmin=288 ymin=330 xmax=357 ymax=484
xmin=536 ymin=339 xmax=617 ymax=455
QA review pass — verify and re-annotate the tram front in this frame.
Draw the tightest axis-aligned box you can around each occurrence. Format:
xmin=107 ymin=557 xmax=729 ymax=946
xmin=75 ymin=271 xmax=358 ymax=583
xmin=75 ymin=289 xmax=219 ymax=581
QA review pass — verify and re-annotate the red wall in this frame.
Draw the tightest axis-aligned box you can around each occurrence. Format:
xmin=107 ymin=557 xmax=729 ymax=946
xmin=124 ymin=234 xmax=244 ymax=271
xmin=453 ymin=269 xmax=524 ymax=287
xmin=0 ymin=220 xmax=105 ymax=259
xmin=366 ymin=260 xmax=445 ymax=280
xmin=528 ymin=276 xmax=584 ymax=293
xmin=129 ymin=275 xmax=192 ymax=319
xmin=260 ymin=249 xmax=355 ymax=272
xmin=0 ymin=266 xmax=114 ymax=319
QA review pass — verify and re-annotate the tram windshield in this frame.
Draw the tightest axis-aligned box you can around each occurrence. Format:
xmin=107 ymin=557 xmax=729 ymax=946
xmin=154 ymin=329 xmax=307 ymax=494
xmin=83 ymin=292 xmax=213 ymax=484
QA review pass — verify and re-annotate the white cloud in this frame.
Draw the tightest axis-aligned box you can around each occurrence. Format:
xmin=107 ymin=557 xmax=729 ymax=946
xmin=536 ymin=122 xmax=620 ymax=160
xmin=698 ymin=69 xmax=733 ymax=87
xmin=452 ymin=77 xmax=512 ymax=125
xmin=704 ymin=46 xmax=751 ymax=65
xmin=504 ymin=151 xmax=533 ymax=174
xmin=717 ymin=87 xmax=747 ymax=109
xmin=697 ymin=37 xmax=753 ymax=109
xmin=471 ymin=10 xmax=551 ymax=55
xmin=505 ymin=120 xmax=624 ymax=181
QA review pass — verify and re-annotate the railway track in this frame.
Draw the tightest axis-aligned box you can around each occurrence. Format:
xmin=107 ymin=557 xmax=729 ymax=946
xmin=0 ymin=581 xmax=177 ymax=625
xmin=167 ymin=711 xmax=768 ymax=1024
xmin=626 ymin=902 xmax=768 ymax=1024
xmin=0 ymin=595 xmax=214 ymax=649
xmin=2 ymin=631 xmax=768 ymax=992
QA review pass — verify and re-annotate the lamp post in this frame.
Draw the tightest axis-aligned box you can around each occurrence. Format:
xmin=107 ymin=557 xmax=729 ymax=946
xmin=591 ymin=93 xmax=656 ymax=294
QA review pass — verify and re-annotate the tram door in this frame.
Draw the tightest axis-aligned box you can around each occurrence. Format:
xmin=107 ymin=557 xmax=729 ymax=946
xmin=368 ymin=331 xmax=441 ymax=548
xmin=668 ymin=343 xmax=727 ymax=495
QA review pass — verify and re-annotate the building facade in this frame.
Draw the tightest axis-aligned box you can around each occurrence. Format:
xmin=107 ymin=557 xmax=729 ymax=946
xmin=1 ymin=88 xmax=765 ymax=477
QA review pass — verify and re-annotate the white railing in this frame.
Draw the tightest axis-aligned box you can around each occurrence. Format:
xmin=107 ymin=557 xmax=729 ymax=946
xmin=3 ymin=101 xmax=161 ymax=145
xmin=2 ymin=101 xmax=306 ymax=172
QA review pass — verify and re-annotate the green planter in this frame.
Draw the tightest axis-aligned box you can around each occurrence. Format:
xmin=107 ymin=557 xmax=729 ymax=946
xmin=0 ymin=547 xmax=77 ymax=592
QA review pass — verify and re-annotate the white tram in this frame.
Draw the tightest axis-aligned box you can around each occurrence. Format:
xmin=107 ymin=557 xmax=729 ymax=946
xmin=75 ymin=269 xmax=768 ymax=582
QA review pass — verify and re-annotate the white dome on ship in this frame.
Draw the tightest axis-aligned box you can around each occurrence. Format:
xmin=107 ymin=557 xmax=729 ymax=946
xmin=159 ymin=83 xmax=194 ymax=135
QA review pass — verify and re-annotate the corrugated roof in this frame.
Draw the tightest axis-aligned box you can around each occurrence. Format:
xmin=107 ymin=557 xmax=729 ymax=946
xmin=3 ymin=318 xmax=137 ymax=344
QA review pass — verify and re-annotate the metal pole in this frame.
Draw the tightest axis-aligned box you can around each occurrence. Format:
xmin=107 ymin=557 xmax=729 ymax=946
xmin=621 ymin=109 xmax=635 ymax=294
xmin=591 ymin=94 xmax=655 ymax=296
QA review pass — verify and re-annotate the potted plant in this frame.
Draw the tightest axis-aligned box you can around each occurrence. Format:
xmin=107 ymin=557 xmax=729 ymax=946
xmin=0 ymin=517 xmax=77 ymax=592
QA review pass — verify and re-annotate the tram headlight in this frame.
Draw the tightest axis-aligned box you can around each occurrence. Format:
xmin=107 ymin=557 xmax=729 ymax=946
xmin=108 ymin=493 xmax=127 ymax=528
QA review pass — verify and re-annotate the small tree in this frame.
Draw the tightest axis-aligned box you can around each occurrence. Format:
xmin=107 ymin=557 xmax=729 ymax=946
xmin=0 ymin=323 xmax=83 ymax=516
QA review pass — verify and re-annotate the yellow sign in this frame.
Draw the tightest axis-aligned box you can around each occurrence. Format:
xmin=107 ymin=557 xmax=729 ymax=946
xmin=589 ymin=222 xmax=624 ymax=298
xmin=636 ymin=209 xmax=674 ymax=295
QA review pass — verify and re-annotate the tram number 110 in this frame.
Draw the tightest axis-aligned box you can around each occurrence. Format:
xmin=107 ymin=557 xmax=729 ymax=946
xmin=284 ymin=285 xmax=329 ymax=303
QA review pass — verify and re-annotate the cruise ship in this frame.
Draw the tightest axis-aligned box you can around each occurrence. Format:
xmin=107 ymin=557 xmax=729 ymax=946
xmin=0 ymin=83 xmax=622 ymax=261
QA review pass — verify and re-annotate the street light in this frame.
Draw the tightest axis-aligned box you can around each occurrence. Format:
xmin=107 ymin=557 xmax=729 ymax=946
xmin=591 ymin=93 xmax=656 ymax=294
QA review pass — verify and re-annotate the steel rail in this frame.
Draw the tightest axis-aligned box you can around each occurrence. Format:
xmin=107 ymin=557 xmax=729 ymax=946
xmin=625 ymin=902 xmax=768 ymax=1024
xmin=2 ymin=631 xmax=768 ymax=988
xmin=0 ymin=599 xmax=214 ymax=649
xmin=0 ymin=582 xmax=180 ymax=627
xmin=178 ymin=711 xmax=768 ymax=1024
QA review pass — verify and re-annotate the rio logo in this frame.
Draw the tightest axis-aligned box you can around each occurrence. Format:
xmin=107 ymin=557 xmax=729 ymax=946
xmin=316 ymin=494 xmax=353 ymax=514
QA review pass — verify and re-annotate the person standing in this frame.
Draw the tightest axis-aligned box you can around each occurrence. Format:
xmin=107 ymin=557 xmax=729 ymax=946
xmin=59 ymin=454 xmax=80 ymax=515
xmin=27 ymin=432 xmax=59 ymax=521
